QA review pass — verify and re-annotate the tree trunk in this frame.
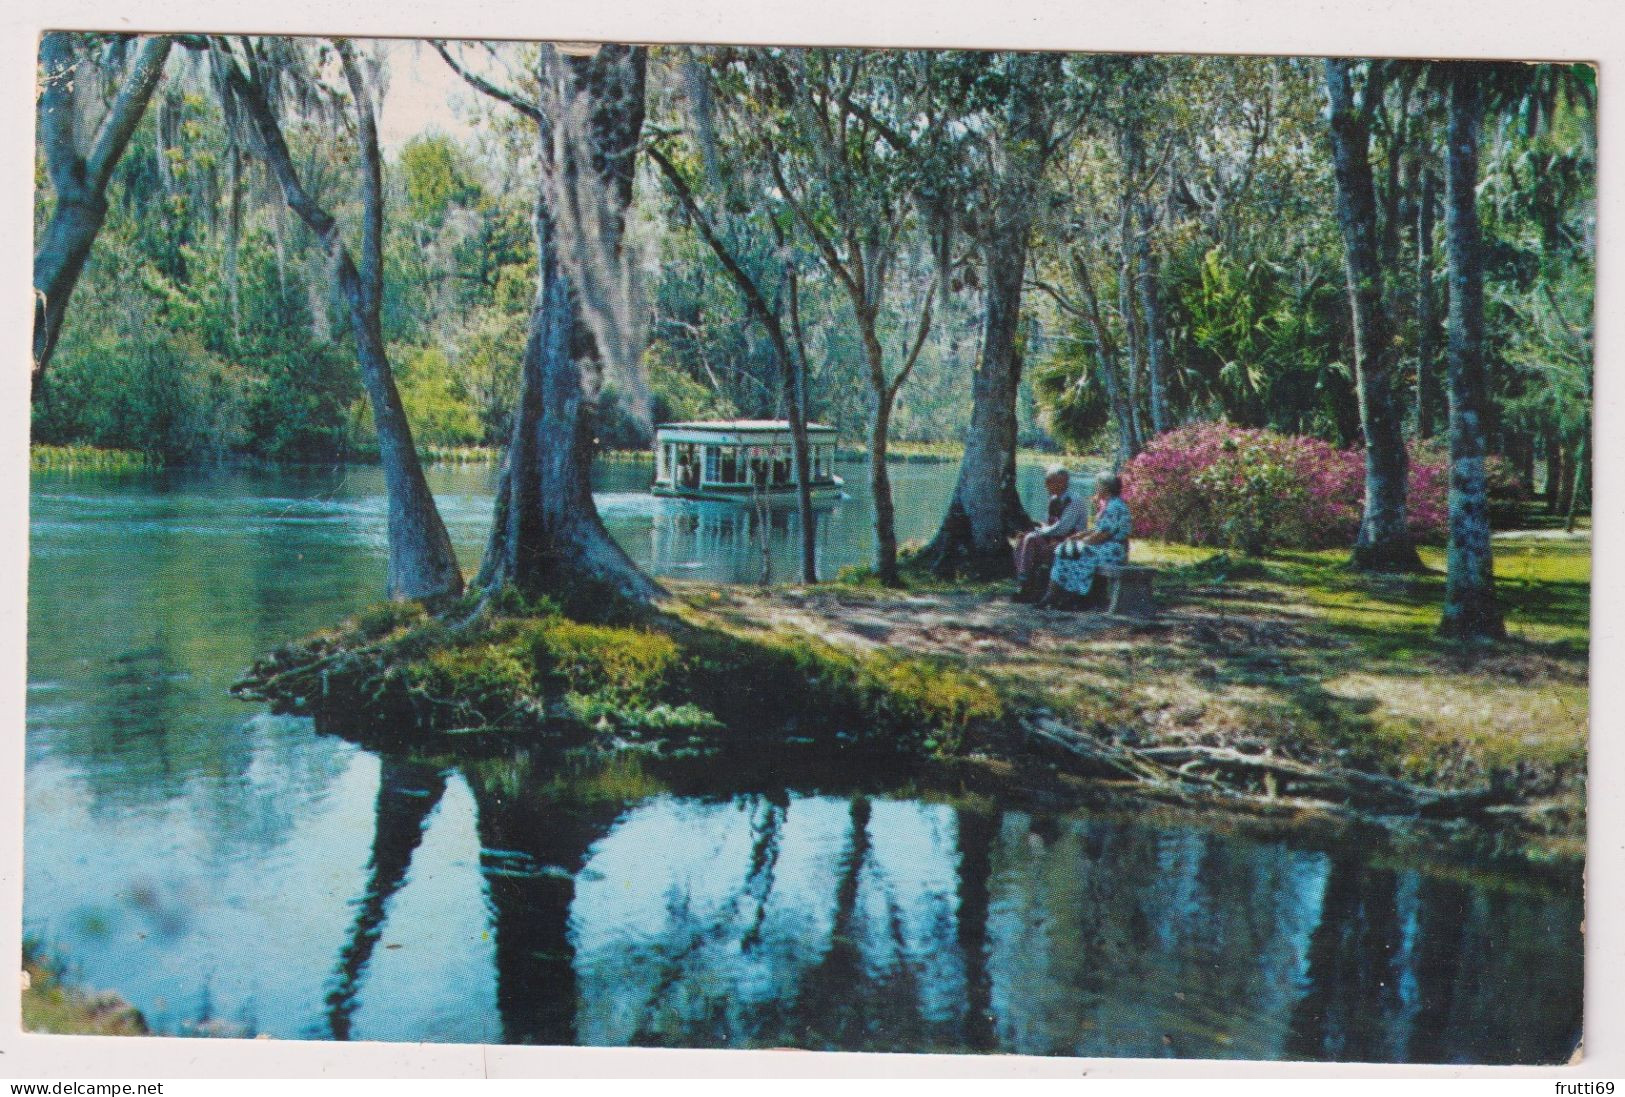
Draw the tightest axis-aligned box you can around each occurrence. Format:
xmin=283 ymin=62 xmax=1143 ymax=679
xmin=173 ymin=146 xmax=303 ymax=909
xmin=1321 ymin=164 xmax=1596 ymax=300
xmin=786 ymin=269 xmax=819 ymax=584
xmin=649 ymin=143 xmax=818 ymax=584
xmin=475 ymin=45 xmax=661 ymax=611
xmin=1118 ymin=193 xmax=1146 ymax=446
xmin=1136 ymin=195 xmax=1170 ymax=436
xmin=1074 ymin=253 xmax=1140 ymax=465
xmin=921 ymin=59 xmax=1055 ymax=578
xmin=1415 ymin=168 xmax=1442 ymax=439
xmin=921 ymin=227 xmax=1033 ymax=578
xmin=870 ymin=395 xmax=901 ymax=587
xmin=477 ymin=201 xmax=661 ymax=608
xmin=1565 ymin=429 xmax=1587 ymax=533
xmin=1543 ymin=430 xmax=1565 ymax=514
xmin=1437 ymin=68 xmax=1505 ymax=642
xmin=346 ymin=265 xmax=467 ymax=600
xmin=1325 ymin=60 xmax=1423 ymax=573
xmin=33 ymin=33 xmax=174 ymax=397
xmin=229 ymin=43 xmax=463 ymax=602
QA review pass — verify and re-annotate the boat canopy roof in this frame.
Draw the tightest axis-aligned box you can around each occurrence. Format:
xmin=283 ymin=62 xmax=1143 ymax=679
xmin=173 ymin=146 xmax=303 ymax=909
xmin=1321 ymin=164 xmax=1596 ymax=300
xmin=655 ymin=419 xmax=838 ymax=444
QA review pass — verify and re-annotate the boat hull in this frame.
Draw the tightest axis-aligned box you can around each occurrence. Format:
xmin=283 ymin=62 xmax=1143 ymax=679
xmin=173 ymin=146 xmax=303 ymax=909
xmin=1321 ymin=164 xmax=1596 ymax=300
xmin=651 ymin=477 xmax=845 ymax=505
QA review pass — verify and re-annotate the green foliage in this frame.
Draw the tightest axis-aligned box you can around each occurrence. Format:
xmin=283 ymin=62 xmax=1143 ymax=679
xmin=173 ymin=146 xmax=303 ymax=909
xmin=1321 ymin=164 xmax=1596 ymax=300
xmin=387 ymin=344 xmax=485 ymax=447
xmin=35 ymin=327 xmax=252 ymax=460
xmin=33 ymin=44 xmax=1593 ymax=488
xmin=1030 ymin=337 xmax=1113 ymax=451
xmin=450 ymin=307 xmax=527 ymax=443
xmin=400 ymin=134 xmax=481 ymax=225
xmin=1178 ymin=245 xmax=1352 ymax=439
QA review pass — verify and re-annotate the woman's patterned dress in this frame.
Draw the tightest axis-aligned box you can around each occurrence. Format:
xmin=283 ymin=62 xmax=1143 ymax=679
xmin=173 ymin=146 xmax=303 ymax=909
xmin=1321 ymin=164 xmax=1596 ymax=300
xmin=1049 ymin=496 xmax=1132 ymax=596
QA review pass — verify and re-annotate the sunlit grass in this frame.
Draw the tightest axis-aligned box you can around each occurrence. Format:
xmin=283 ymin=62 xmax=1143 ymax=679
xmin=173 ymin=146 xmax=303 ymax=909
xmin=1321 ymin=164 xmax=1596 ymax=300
xmin=30 ymin=444 xmax=159 ymax=474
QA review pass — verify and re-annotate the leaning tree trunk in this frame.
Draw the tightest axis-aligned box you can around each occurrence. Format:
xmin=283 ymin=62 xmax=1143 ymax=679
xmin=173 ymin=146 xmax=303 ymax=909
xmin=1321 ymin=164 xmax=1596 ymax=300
xmin=651 ymin=142 xmax=818 ymax=584
xmin=228 ymin=43 xmax=463 ymax=602
xmin=477 ymin=46 xmax=660 ymax=610
xmin=1325 ymin=60 xmax=1423 ymax=573
xmin=786 ymin=270 xmax=819 ymax=584
xmin=33 ymin=33 xmax=173 ymax=398
xmin=1118 ymin=193 xmax=1146 ymax=447
xmin=1437 ymin=68 xmax=1505 ymax=642
xmin=1074 ymin=253 xmax=1140 ymax=466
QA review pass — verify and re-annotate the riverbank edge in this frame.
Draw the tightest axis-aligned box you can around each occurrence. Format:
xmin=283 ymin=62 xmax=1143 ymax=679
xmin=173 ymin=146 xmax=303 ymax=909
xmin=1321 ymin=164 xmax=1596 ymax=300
xmin=233 ymin=557 xmax=1585 ymax=864
xmin=20 ymin=942 xmax=147 ymax=1036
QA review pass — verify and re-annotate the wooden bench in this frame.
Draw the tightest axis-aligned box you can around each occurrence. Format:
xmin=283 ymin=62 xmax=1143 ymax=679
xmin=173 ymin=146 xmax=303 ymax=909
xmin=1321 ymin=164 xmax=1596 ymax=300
xmin=1097 ymin=563 xmax=1156 ymax=619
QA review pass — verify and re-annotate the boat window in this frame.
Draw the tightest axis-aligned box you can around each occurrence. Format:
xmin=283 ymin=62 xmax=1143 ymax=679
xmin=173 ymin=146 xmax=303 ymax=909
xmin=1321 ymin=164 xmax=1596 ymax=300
xmin=703 ymin=446 xmax=719 ymax=483
xmin=720 ymin=447 xmax=740 ymax=484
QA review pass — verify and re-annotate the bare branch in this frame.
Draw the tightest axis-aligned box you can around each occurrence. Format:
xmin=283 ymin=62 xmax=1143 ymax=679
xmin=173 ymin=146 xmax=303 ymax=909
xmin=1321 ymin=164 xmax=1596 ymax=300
xmin=430 ymin=39 xmax=546 ymax=126
xmin=889 ymin=278 xmax=938 ymax=402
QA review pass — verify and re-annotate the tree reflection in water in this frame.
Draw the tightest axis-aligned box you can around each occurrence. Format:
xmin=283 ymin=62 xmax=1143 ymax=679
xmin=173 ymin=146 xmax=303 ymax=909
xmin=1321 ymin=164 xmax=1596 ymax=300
xmin=324 ymin=750 xmax=1582 ymax=1062
xmin=325 ymin=757 xmax=446 ymax=1040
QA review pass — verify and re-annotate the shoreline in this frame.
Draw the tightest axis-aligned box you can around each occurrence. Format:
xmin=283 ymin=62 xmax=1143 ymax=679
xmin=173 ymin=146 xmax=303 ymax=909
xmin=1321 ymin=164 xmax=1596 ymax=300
xmin=232 ymin=529 xmax=1588 ymax=864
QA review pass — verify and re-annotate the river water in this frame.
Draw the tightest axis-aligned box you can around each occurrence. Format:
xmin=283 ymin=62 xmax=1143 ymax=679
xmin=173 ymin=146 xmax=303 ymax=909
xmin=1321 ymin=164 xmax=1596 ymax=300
xmin=23 ymin=460 xmax=1583 ymax=1061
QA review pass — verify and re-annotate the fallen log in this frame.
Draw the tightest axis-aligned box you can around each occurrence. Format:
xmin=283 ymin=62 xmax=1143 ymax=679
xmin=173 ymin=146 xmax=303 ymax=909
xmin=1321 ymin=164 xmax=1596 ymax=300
xmin=1019 ymin=721 xmax=1510 ymax=822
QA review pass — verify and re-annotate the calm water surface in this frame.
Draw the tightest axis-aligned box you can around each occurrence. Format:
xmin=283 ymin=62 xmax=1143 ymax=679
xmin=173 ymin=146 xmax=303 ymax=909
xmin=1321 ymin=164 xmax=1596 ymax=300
xmin=24 ymin=461 xmax=1583 ymax=1061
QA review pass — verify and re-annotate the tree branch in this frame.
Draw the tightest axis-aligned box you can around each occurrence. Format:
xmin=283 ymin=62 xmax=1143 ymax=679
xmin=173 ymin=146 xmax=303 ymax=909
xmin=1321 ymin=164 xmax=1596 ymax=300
xmin=336 ymin=39 xmax=383 ymax=313
xmin=768 ymin=147 xmax=862 ymax=304
xmin=648 ymin=142 xmax=792 ymax=364
xmin=888 ymin=278 xmax=938 ymax=402
xmin=86 ymin=35 xmax=174 ymax=193
xmin=219 ymin=42 xmax=340 ymax=244
xmin=429 ymin=39 xmax=546 ymax=127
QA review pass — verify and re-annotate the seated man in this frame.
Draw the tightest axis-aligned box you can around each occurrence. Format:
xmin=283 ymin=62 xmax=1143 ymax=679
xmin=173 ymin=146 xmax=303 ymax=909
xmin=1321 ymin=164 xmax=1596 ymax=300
xmin=1012 ymin=465 xmax=1090 ymax=602
xmin=1041 ymin=473 xmax=1132 ymax=610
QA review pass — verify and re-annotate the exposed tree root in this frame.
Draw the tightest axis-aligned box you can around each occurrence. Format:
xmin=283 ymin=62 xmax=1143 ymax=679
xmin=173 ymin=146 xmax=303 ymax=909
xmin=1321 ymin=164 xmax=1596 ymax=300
xmin=1018 ymin=716 xmax=1513 ymax=828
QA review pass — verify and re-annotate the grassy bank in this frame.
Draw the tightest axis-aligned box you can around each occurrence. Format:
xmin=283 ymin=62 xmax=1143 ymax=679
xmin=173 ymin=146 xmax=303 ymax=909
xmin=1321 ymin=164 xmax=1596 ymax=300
xmin=832 ymin=440 xmax=1102 ymax=465
xmin=30 ymin=444 xmax=161 ymax=474
xmin=21 ymin=941 xmax=146 ymax=1036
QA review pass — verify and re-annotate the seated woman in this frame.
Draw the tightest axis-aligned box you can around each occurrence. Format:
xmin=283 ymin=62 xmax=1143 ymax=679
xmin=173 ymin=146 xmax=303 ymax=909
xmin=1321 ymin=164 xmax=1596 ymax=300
xmin=1041 ymin=473 xmax=1131 ymax=610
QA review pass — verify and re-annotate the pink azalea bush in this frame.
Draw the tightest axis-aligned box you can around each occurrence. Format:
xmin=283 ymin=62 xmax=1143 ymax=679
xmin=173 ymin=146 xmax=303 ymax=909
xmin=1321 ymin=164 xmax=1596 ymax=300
xmin=1118 ymin=423 xmax=1516 ymax=554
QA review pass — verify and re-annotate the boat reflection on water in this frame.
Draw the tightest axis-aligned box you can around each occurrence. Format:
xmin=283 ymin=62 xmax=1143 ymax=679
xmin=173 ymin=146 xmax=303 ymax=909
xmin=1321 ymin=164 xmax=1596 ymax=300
xmin=647 ymin=496 xmax=843 ymax=584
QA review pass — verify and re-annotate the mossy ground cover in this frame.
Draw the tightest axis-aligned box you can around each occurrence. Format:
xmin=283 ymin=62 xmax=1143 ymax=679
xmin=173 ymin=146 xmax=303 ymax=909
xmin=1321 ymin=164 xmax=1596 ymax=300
xmin=237 ymin=589 xmax=1010 ymax=763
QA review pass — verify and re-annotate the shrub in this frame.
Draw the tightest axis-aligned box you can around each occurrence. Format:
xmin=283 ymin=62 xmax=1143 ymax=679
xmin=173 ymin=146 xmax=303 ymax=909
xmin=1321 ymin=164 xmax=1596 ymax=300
xmin=1123 ymin=423 xmax=1363 ymax=553
xmin=1121 ymin=422 xmax=1518 ymax=553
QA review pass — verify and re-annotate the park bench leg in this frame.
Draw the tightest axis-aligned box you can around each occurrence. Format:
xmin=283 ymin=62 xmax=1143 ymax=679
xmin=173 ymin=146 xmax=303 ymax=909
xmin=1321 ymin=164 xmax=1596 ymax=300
xmin=1108 ymin=574 xmax=1156 ymax=619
